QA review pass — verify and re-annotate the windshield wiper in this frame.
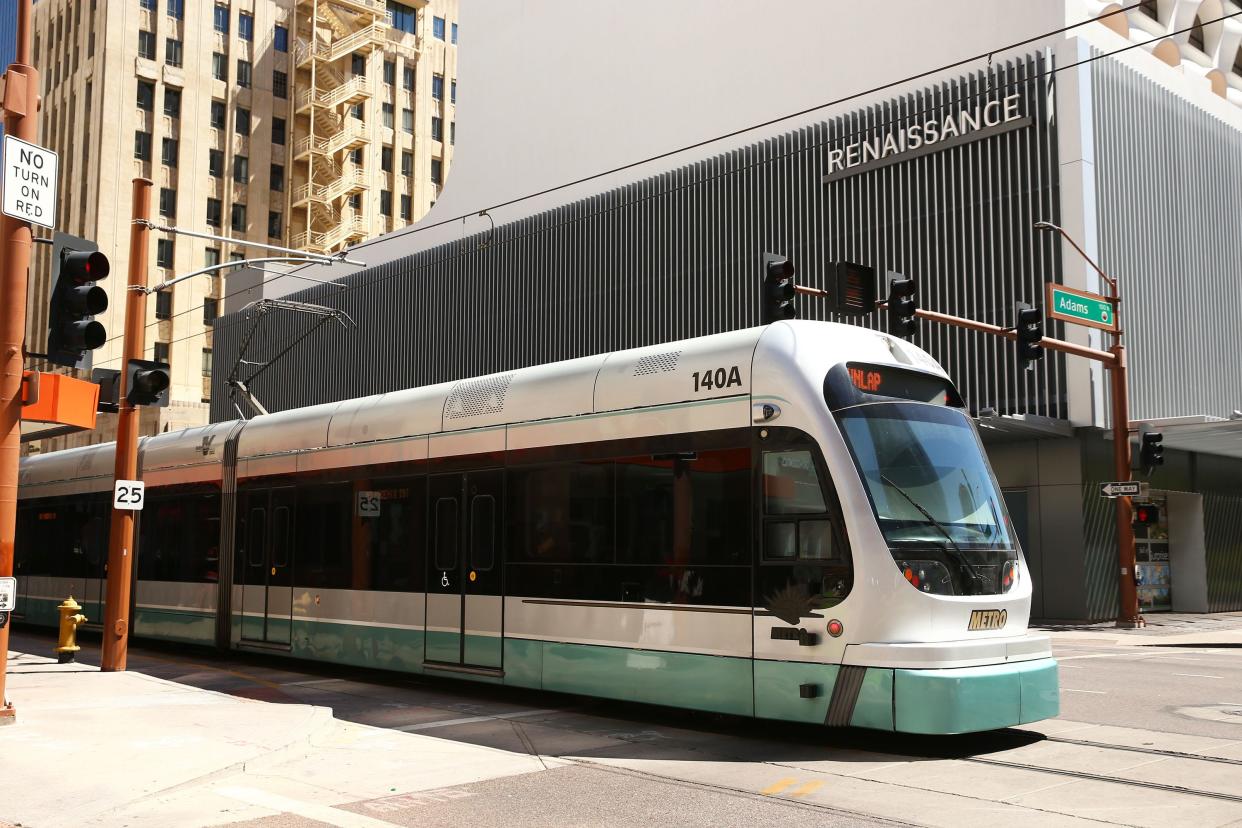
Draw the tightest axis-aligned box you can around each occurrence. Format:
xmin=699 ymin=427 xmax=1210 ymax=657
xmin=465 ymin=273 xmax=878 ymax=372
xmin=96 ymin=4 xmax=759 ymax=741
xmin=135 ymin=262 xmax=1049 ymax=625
xmin=879 ymin=474 xmax=988 ymax=594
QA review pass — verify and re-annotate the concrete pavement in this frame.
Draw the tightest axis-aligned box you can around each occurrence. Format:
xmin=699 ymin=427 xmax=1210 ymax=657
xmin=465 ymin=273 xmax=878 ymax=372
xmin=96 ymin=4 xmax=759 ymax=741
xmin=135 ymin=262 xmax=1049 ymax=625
xmin=1036 ymin=611 xmax=1242 ymax=647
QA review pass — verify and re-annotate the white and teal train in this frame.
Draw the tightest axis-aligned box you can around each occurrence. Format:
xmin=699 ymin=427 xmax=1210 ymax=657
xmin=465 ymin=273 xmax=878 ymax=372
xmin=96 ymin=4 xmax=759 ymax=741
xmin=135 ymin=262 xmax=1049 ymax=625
xmin=15 ymin=320 xmax=1058 ymax=733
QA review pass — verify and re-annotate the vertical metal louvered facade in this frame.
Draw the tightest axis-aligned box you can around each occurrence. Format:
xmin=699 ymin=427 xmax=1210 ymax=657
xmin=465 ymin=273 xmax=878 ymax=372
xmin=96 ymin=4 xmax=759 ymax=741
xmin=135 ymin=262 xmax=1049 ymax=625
xmin=1091 ymin=55 xmax=1242 ymax=422
xmin=210 ymin=53 xmax=1063 ymax=422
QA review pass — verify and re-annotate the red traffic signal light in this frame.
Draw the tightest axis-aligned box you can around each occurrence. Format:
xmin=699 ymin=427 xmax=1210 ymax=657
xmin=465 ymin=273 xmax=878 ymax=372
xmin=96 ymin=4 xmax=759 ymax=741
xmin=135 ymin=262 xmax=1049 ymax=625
xmin=1134 ymin=503 xmax=1160 ymax=526
xmin=47 ymin=233 xmax=111 ymax=367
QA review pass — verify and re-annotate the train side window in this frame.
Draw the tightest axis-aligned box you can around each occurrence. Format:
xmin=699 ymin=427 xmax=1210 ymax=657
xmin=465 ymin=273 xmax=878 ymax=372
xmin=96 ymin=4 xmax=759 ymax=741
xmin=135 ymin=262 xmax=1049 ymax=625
xmin=434 ymin=497 xmax=458 ymax=571
xmin=246 ymin=508 xmax=265 ymax=567
xmin=763 ymin=451 xmax=828 ymax=514
xmin=470 ymin=494 xmax=495 ymax=571
xmin=362 ymin=477 xmax=426 ymax=592
xmin=764 ymin=522 xmax=796 ymax=559
xmin=507 ymin=462 xmax=613 ymax=564
xmin=271 ymin=506 xmax=290 ymax=568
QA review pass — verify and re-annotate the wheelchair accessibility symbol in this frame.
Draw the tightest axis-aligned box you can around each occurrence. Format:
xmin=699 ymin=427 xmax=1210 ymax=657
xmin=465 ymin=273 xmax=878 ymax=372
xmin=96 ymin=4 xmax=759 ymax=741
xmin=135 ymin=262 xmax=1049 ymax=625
xmin=441 ymin=572 xmax=450 ymax=588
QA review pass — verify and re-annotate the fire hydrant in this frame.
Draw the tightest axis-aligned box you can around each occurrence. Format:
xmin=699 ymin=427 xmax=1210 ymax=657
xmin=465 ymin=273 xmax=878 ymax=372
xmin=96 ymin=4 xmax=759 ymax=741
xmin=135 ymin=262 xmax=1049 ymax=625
xmin=56 ymin=596 xmax=87 ymax=664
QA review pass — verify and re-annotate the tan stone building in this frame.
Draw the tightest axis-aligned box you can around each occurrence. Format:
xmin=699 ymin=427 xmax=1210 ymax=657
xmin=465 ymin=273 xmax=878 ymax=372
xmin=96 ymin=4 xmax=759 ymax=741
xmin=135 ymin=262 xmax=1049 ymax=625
xmin=23 ymin=0 xmax=458 ymax=452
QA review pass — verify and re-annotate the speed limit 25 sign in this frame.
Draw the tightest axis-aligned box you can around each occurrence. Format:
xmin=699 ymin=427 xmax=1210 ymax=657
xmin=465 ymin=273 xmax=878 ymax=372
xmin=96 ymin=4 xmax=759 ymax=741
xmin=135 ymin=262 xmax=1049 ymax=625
xmin=114 ymin=479 xmax=145 ymax=510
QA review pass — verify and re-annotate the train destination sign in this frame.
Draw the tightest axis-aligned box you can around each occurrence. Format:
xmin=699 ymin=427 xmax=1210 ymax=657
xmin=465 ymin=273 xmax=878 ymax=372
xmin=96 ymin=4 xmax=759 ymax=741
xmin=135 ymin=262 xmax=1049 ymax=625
xmin=1046 ymin=283 xmax=1118 ymax=332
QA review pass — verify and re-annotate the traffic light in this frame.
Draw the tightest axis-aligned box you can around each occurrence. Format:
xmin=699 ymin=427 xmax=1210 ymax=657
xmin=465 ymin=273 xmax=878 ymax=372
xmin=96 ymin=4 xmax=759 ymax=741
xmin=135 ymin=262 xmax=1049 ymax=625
xmin=1139 ymin=431 xmax=1164 ymax=476
xmin=886 ymin=274 xmax=917 ymax=338
xmin=762 ymin=253 xmax=798 ymax=324
xmin=1133 ymin=502 xmax=1160 ymax=526
xmin=829 ymin=262 xmax=877 ymax=316
xmin=47 ymin=232 xmax=110 ymax=367
xmin=125 ymin=359 xmax=170 ymax=407
xmin=1015 ymin=302 xmax=1044 ymax=367
xmin=92 ymin=368 xmax=122 ymax=414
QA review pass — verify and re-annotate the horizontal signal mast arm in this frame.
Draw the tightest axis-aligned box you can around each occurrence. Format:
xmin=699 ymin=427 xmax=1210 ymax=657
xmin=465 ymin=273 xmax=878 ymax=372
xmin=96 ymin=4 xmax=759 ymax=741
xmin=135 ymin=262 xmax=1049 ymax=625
xmin=913 ymin=308 xmax=1118 ymax=366
xmin=793 ymin=285 xmax=830 ymax=298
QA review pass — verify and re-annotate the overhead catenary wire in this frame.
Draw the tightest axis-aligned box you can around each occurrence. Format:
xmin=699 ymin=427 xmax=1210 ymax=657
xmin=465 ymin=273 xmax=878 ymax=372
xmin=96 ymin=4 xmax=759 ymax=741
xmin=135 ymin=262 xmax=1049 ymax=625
xmin=96 ymin=5 xmax=1241 ymax=369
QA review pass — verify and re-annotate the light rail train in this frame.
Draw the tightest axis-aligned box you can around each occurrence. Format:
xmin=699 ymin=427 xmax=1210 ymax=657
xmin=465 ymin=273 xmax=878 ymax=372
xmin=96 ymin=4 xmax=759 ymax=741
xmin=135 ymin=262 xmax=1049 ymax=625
xmin=14 ymin=320 xmax=1058 ymax=733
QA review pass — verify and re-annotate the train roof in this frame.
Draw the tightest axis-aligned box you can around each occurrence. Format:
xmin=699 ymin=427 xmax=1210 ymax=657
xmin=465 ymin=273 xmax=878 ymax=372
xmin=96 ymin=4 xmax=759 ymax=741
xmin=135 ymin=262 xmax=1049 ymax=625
xmin=19 ymin=320 xmax=945 ymax=493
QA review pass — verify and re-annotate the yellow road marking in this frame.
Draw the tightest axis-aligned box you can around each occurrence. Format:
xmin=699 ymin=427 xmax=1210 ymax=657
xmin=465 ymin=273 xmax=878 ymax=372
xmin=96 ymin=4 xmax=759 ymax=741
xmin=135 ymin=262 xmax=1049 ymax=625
xmin=760 ymin=778 xmax=798 ymax=796
xmin=790 ymin=780 xmax=824 ymax=797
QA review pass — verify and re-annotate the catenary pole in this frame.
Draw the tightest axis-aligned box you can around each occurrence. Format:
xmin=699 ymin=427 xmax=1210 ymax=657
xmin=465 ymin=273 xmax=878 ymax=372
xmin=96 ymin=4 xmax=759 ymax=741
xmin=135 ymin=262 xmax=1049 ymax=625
xmin=0 ymin=0 xmax=38 ymax=724
xmin=101 ymin=179 xmax=153 ymax=671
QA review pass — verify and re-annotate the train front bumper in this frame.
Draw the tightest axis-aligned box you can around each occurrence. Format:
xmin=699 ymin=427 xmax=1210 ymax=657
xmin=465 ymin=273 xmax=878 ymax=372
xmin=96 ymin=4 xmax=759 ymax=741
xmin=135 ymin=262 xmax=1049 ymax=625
xmin=841 ymin=635 xmax=1060 ymax=734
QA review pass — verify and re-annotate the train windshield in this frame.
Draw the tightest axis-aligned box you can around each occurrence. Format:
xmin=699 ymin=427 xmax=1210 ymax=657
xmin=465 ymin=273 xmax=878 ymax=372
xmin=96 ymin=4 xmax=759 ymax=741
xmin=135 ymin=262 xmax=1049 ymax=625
xmin=836 ymin=402 xmax=1018 ymax=596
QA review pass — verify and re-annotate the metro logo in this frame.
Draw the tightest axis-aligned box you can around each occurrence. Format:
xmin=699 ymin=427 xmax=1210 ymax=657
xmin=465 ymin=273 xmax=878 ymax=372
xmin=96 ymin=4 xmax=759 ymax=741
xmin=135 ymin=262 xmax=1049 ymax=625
xmin=967 ymin=609 xmax=1008 ymax=631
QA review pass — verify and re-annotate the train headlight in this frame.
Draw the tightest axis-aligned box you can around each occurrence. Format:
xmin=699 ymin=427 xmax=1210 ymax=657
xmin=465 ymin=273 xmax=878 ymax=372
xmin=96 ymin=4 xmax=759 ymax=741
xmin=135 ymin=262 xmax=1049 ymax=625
xmin=1001 ymin=560 xmax=1019 ymax=592
xmin=896 ymin=559 xmax=954 ymax=595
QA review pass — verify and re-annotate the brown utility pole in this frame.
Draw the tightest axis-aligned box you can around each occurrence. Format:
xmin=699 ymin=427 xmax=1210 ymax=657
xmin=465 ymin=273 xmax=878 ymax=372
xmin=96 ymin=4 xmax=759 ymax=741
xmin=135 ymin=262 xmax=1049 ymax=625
xmin=0 ymin=0 xmax=39 ymax=724
xmin=100 ymin=179 xmax=153 ymax=671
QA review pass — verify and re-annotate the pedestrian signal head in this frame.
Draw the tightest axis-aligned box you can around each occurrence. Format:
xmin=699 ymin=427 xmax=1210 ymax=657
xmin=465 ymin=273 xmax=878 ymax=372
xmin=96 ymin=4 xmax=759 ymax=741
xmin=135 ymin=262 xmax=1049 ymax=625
xmin=1133 ymin=502 xmax=1160 ymax=526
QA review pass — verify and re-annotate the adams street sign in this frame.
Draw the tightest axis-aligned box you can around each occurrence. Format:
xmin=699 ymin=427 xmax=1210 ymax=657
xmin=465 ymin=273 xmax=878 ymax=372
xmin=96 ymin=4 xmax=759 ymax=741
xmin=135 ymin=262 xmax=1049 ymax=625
xmin=1046 ymin=283 xmax=1118 ymax=332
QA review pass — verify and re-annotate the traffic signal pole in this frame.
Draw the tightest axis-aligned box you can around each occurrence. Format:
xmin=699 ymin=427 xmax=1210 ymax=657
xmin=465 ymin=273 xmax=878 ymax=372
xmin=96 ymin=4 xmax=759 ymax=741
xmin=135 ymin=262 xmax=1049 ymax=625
xmin=0 ymin=0 xmax=38 ymax=724
xmin=100 ymin=179 xmax=153 ymax=672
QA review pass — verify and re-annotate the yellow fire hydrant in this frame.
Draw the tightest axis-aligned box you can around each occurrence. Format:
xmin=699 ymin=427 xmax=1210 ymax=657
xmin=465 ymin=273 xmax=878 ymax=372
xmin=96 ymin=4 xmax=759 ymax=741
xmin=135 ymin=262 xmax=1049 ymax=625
xmin=56 ymin=596 xmax=87 ymax=664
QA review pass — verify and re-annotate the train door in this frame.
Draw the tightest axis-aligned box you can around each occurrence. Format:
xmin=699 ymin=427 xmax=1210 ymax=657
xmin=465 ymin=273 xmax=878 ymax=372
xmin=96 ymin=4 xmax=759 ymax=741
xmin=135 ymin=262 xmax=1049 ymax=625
xmin=425 ymin=470 xmax=503 ymax=670
xmin=237 ymin=487 xmax=295 ymax=646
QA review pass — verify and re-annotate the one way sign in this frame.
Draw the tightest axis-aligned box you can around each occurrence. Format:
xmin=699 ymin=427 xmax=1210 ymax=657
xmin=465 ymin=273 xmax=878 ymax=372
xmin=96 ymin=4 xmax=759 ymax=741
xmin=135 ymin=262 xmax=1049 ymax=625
xmin=1100 ymin=481 xmax=1148 ymax=498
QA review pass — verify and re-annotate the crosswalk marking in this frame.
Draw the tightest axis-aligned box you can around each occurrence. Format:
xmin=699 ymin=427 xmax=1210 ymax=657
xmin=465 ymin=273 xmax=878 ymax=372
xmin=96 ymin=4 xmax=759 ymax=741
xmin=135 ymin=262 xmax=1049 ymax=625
xmin=760 ymin=777 xmax=798 ymax=795
xmin=790 ymin=780 xmax=824 ymax=797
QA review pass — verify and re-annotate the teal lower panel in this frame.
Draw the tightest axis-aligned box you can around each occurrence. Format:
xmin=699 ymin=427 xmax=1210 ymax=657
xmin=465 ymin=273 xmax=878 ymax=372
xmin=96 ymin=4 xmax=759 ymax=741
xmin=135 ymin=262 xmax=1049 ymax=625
xmin=894 ymin=658 xmax=1059 ymax=734
xmin=1019 ymin=658 xmax=1061 ymax=723
xmin=133 ymin=607 xmax=215 ymax=644
xmin=754 ymin=660 xmax=839 ymax=723
xmin=503 ymin=638 xmax=542 ymax=689
xmin=464 ymin=633 xmax=502 ymax=669
xmin=14 ymin=597 xmax=61 ymax=628
xmin=541 ymin=642 xmax=753 ymax=716
xmin=850 ymin=668 xmax=895 ymax=731
xmin=425 ymin=629 xmax=461 ymax=663
xmin=291 ymin=620 xmax=425 ymax=674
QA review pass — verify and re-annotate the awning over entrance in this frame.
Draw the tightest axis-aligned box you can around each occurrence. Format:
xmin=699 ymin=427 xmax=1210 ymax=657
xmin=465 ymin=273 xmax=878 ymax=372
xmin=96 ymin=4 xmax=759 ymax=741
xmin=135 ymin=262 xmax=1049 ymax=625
xmin=1137 ymin=416 xmax=1242 ymax=461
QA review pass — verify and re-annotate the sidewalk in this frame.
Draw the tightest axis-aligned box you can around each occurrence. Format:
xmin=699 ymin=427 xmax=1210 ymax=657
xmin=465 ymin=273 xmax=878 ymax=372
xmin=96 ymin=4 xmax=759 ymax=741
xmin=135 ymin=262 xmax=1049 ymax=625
xmin=1034 ymin=611 xmax=1242 ymax=647
xmin=0 ymin=648 xmax=553 ymax=828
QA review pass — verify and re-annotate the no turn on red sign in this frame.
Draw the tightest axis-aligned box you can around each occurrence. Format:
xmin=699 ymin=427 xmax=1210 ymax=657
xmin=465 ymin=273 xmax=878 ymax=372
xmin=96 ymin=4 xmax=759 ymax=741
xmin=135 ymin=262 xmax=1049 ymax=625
xmin=2 ymin=135 xmax=58 ymax=229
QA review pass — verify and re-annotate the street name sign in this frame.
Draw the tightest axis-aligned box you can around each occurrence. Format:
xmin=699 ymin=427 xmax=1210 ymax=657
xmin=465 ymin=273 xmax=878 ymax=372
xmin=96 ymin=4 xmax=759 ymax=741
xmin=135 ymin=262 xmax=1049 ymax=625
xmin=0 ymin=576 xmax=14 ymax=612
xmin=1046 ymin=283 xmax=1117 ymax=332
xmin=1100 ymin=481 xmax=1148 ymax=498
xmin=2 ymin=135 xmax=58 ymax=229
xmin=114 ymin=479 xmax=145 ymax=510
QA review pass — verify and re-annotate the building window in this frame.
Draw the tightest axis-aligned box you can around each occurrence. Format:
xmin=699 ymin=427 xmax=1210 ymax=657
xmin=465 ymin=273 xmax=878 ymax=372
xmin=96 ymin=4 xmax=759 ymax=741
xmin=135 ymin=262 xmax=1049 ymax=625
xmin=452 ymin=22 xmax=458 ymax=44
xmin=350 ymin=147 xmax=363 ymax=165
xmin=154 ymin=342 xmax=169 ymax=364
xmin=387 ymin=1 xmax=416 ymax=34
xmin=402 ymin=108 xmax=413 ymax=133
xmin=161 ymin=137 xmax=179 ymax=167
xmin=212 ymin=52 xmax=227 ymax=81
xmin=236 ymin=107 xmax=250 ymax=135
xmin=431 ymin=158 xmax=442 ymax=184
xmin=381 ymin=147 xmax=392 ymax=172
xmin=403 ymin=66 xmax=414 ymax=90
xmin=270 ymin=164 xmax=284 ymax=192
xmin=233 ymin=155 xmax=249 ymax=184
xmin=155 ymin=291 xmax=173 ymax=321
xmin=230 ymin=251 xmax=245 ymax=266
xmin=273 ymin=70 xmax=288 ymax=99
xmin=165 ymin=37 xmax=182 ymax=67
xmin=208 ymin=149 xmax=223 ymax=178
xmin=274 ymin=25 xmax=288 ymax=53
xmin=210 ymin=100 xmax=226 ymax=129
xmin=237 ymin=59 xmax=251 ymax=89
xmin=382 ymin=103 xmax=394 ymax=129
xmin=352 ymin=53 xmax=365 ymax=76
xmin=272 ymin=117 xmax=286 ymax=145
xmin=400 ymin=194 xmax=411 ymax=220
xmin=267 ymin=210 xmax=282 ymax=238
xmin=205 ymin=248 xmax=221 ymax=269
xmin=350 ymin=102 xmax=364 ymax=121
xmin=231 ymin=203 xmax=246 ymax=232
xmin=159 ymin=187 xmax=176 ymax=218
xmin=432 ymin=74 xmax=443 ymax=100
xmin=238 ymin=12 xmax=254 ymax=41
xmin=138 ymin=30 xmax=155 ymax=60
xmin=433 ymin=16 xmax=445 ymax=40
xmin=213 ymin=4 xmax=229 ymax=34
xmin=450 ymin=121 xmax=455 ymax=145
xmin=136 ymin=80 xmax=154 ymax=111
xmin=380 ymin=190 xmax=392 ymax=216
xmin=1234 ymin=46 xmax=1242 ymax=76
xmin=1139 ymin=0 xmax=1158 ymax=20
xmin=383 ymin=60 xmax=395 ymax=85
xmin=163 ymin=87 xmax=181 ymax=118
xmin=401 ymin=151 xmax=413 ymax=177
xmin=1189 ymin=15 xmax=1205 ymax=52
xmin=203 ymin=298 xmax=218 ymax=326
xmin=202 ymin=348 xmax=213 ymax=376
xmin=167 ymin=0 xmax=184 ymax=20
xmin=140 ymin=0 xmax=156 ymax=9
xmin=431 ymin=116 xmax=442 ymax=141
xmin=156 ymin=239 xmax=174 ymax=270
xmin=348 ymin=193 xmax=361 ymax=211
xmin=451 ymin=80 xmax=456 ymax=104
xmin=206 ymin=198 xmax=222 ymax=227
xmin=134 ymin=130 xmax=152 ymax=161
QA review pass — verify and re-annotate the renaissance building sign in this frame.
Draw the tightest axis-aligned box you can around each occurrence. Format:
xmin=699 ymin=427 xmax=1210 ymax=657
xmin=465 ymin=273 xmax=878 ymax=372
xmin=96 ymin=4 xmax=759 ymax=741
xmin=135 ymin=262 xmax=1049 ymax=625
xmin=823 ymin=92 xmax=1032 ymax=182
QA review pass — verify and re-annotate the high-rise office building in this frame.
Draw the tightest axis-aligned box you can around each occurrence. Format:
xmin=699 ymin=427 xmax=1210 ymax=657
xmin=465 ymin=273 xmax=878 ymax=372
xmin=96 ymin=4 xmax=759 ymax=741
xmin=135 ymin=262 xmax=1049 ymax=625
xmin=22 ymin=0 xmax=458 ymax=452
